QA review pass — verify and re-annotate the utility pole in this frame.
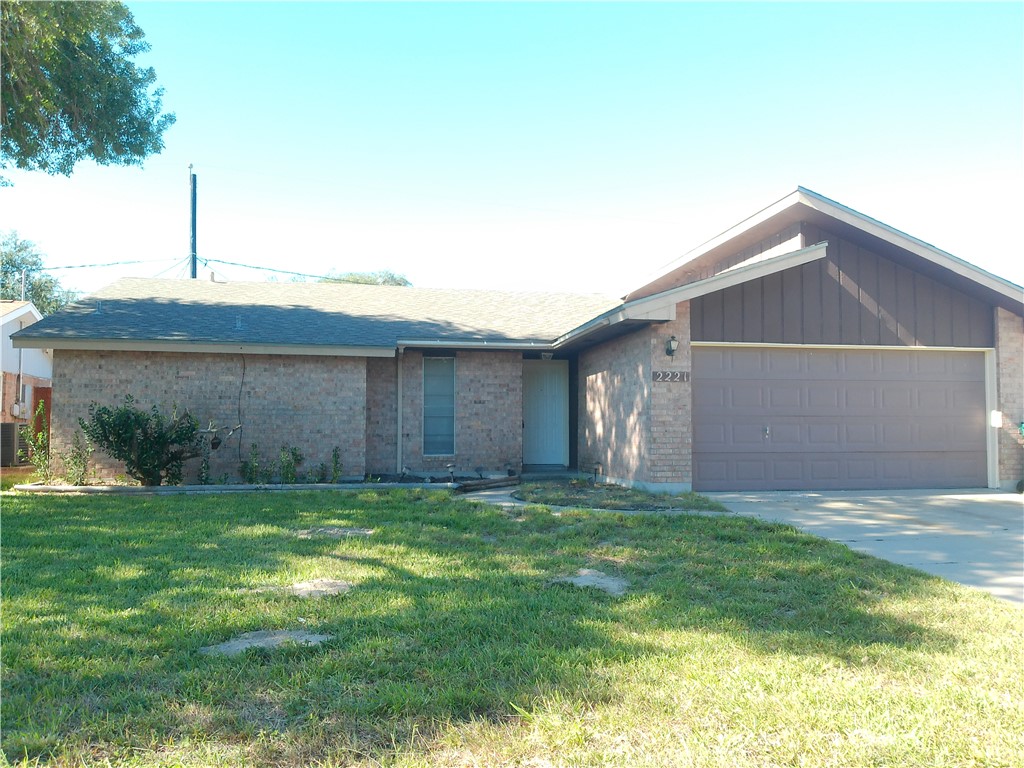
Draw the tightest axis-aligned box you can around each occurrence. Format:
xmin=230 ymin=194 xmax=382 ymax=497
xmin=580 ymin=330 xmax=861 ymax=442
xmin=189 ymin=164 xmax=197 ymax=279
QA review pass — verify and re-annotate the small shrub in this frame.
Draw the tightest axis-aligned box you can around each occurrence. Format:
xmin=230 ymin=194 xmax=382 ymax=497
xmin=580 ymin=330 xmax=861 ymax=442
xmin=278 ymin=445 xmax=304 ymax=484
xmin=240 ymin=443 xmax=275 ymax=484
xmin=60 ymin=431 xmax=93 ymax=486
xmin=18 ymin=401 xmax=53 ymax=483
xmin=198 ymin=444 xmax=212 ymax=485
xmin=331 ymin=447 xmax=342 ymax=483
xmin=80 ymin=396 xmax=205 ymax=486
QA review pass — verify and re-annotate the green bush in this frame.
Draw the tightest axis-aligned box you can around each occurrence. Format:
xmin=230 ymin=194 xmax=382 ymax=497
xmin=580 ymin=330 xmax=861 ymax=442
xmin=80 ymin=396 xmax=205 ymax=486
xmin=60 ymin=431 xmax=93 ymax=486
xmin=18 ymin=401 xmax=53 ymax=483
xmin=278 ymin=445 xmax=304 ymax=484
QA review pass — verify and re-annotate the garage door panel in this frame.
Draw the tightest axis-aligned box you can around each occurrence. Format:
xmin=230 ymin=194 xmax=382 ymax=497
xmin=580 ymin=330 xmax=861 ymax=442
xmin=732 ymin=424 xmax=766 ymax=445
xmin=808 ymin=351 xmax=841 ymax=373
xmin=769 ymin=386 xmax=801 ymax=408
xmin=844 ymin=385 xmax=877 ymax=409
xmin=693 ymin=347 xmax=988 ymax=491
xmin=730 ymin=384 xmax=764 ymax=408
xmin=880 ymin=352 xmax=914 ymax=375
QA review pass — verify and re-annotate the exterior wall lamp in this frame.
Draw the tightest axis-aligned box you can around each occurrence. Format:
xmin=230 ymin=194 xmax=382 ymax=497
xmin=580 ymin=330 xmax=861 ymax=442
xmin=665 ymin=335 xmax=679 ymax=357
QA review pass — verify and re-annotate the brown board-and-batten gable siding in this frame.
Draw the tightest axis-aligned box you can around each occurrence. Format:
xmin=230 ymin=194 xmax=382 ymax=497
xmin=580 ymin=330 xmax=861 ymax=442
xmin=691 ymin=226 xmax=995 ymax=348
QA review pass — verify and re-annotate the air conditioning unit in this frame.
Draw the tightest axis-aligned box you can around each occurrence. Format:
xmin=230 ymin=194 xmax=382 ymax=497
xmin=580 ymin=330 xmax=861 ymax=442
xmin=0 ymin=422 xmax=28 ymax=467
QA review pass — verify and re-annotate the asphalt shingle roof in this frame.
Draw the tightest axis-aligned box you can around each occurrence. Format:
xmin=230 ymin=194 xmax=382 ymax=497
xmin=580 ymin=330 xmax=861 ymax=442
xmin=14 ymin=278 xmax=622 ymax=349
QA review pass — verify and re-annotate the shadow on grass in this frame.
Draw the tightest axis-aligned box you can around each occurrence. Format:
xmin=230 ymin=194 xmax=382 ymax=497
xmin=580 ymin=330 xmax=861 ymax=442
xmin=2 ymin=490 xmax=957 ymax=764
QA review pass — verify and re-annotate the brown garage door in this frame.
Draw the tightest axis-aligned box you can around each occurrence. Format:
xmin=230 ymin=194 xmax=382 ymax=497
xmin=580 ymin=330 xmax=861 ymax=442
xmin=692 ymin=346 xmax=988 ymax=491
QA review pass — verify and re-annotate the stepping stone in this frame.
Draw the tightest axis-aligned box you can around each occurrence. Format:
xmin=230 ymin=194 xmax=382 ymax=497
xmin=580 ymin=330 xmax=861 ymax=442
xmin=551 ymin=568 xmax=629 ymax=596
xmin=199 ymin=629 xmax=333 ymax=656
xmin=287 ymin=578 xmax=352 ymax=598
xmin=296 ymin=526 xmax=374 ymax=539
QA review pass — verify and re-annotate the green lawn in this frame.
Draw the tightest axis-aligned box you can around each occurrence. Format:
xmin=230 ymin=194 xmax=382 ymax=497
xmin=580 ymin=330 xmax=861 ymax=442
xmin=2 ymin=489 xmax=1021 ymax=767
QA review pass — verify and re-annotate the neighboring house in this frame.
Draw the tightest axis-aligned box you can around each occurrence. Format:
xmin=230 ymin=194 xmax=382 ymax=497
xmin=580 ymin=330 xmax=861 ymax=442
xmin=12 ymin=188 xmax=1024 ymax=490
xmin=1 ymin=300 xmax=53 ymax=465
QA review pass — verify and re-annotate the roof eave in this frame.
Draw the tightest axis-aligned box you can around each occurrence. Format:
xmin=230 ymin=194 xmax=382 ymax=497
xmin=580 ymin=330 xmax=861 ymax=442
xmin=555 ymin=242 xmax=829 ymax=349
xmin=11 ymin=337 xmax=397 ymax=358
xmin=794 ymin=187 xmax=1024 ymax=307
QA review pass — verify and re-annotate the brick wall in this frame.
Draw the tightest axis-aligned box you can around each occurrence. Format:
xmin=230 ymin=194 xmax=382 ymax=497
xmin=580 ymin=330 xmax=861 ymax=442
xmin=399 ymin=349 xmax=523 ymax=475
xmin=578 ymin=303 xmax=693 ymax=491
xmin=365 ymin=356 xmax=398 ymax=473
xmin=647 ymin=305 xmax=693 ymax=487
xmin=578 ymin=329 xmax=650 ymax=484
xmin=51 ymin=350 xmax=367 ymax=483
xmin=1 ymin=371 xmax=50 ymax=424
xmin=995 ymin=307 xmax=1024 ymax=489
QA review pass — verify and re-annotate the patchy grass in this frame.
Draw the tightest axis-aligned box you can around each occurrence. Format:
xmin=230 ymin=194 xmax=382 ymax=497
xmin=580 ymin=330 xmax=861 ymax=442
xmin=515 ymin=477 xmax=729 ymax=512
xmin=2 ymin=490 xmax=1022 ymax=767
xmin=0 ymin=464 xmax=35 ymax=491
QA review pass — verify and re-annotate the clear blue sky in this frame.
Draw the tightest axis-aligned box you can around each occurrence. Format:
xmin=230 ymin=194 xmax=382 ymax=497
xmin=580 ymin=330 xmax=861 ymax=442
xmin=3 ymin=1 xmax=1022 ymax=297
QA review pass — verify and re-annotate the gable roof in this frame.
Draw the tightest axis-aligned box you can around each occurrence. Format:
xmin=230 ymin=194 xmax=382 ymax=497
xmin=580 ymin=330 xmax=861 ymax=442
xmin=624 ymin=187 xmax=1024 ymax=315
xmin=1 ymin=300 xmax=40 ymax=323
xmin=12 ymin=278 xmax=622 ymax=356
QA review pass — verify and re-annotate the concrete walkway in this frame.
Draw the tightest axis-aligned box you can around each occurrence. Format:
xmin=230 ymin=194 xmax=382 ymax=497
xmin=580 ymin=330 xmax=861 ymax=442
xmin=705 ymin=490 xmax=1023 ymax=605
xmin=462 ymin=487 xmax=1024 ymax=605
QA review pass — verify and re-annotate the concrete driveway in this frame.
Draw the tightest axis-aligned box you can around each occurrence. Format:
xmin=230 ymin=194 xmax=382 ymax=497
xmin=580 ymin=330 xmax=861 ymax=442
xmin=706 ymin=490 xmax=1024 ymax=605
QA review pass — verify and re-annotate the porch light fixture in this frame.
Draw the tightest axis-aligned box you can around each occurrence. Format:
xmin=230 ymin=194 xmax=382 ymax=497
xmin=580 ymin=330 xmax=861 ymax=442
xmin=665 ymin=335 xmax=679 ymax=357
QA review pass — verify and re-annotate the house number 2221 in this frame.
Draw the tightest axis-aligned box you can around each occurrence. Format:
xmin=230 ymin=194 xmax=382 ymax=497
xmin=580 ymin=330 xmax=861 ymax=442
xmin=653 ymin=371 xmax=690 ymax=382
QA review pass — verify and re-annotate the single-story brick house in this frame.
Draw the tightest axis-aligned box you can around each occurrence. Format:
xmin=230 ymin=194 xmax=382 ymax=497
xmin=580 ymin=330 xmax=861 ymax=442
xmin=13 ymin=188 xmax=1024 ymax=490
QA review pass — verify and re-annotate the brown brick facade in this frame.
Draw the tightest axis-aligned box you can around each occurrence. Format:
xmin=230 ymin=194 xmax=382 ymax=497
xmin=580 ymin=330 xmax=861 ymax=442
xmin=578 ymin=302 xmax=694 ymax=491
xmin=995 ymin=307 xmax=1024 ymax=489
xmin=392 ymin=350 xmax=523 ymax=475
xmin=51 ymin=350 xmax=368 ymax=483
xmin=365 ymin=356 xmax=398 ymax=473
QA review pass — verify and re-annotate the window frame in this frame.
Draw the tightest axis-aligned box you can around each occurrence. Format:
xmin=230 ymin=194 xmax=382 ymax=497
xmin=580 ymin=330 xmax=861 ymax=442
xmin=422 ymin=356 xmax=456 ymax=456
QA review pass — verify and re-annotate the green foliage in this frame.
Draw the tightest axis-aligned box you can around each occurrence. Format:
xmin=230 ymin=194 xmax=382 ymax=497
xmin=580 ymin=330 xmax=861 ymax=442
xmin=278 ymin=445 xmax=304 ymax=484
xmin=198 ymin=444 xmax=212 ymax=486
xmin=239 ymin=442 xmax=274 ymax=484
xmin=1 ymin=0 xmax=175 ymax=178
xmin=18 ymin=400 xmax=52 ymax=483
xmin=79 ymin=395 xmax=204 ymax=486
xmin=321 ymin=270 xmax=411 ymax=286
xmin=60 ymin=431 xmax=93 ymax=486
xmin=331 ymin=446 xmax=343 ymax=483
xmin=1 ymin=231 xmax=76 ymax=314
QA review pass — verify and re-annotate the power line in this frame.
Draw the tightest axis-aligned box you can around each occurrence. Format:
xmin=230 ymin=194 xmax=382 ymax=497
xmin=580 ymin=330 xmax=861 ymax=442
xmin=39 ymin=258 xmax=176 ymax=270
xmin=201 ymin=258 xmax=339 ymax=282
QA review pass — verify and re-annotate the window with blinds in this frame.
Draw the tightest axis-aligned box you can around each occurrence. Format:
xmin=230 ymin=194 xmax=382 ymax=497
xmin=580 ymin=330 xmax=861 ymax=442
xmin=423 ymin=357 xmax=455 ymax=455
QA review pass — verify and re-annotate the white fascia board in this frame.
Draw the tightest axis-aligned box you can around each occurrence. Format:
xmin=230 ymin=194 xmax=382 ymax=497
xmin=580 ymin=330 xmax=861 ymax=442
xmin=397 ymin=339 xmax=553 ymax=352
xmin=624 ymin=188 xmax=804 ymax=297
xmin=11 ymin=337 xmax=397 ymax=358
xmin=1 ymin=303 xmax=43 ymax=326
xmin=796 ymin=187 xmax=1024 ymax=303
xmin=626 ymin=242 xmax=829 ymax=315
xmin=554 ymin=242 xmax=828 ymax=349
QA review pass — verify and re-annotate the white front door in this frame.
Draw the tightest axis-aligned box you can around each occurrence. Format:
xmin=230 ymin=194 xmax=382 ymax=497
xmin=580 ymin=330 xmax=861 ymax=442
xmin=523 ymin=360 xmax=569 ymax=466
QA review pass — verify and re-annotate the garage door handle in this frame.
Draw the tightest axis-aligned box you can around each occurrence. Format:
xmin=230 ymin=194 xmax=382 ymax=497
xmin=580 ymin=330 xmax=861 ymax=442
xmin=764 ymin=426 xmax=770 ymax=439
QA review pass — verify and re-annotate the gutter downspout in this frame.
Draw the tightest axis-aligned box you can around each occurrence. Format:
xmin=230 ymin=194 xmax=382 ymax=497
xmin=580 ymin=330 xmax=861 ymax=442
xmin=396 ymin=347 xmax=404 ymax=473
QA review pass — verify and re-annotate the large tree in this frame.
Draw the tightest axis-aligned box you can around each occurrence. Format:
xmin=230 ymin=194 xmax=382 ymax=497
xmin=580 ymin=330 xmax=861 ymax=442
xmin=1 ymin=232 xmax=76 ymax=315
xmin=1 ymin=1 xmax=175 ymax=177
xmin=322 ymin=270 xmax=412 ymax=287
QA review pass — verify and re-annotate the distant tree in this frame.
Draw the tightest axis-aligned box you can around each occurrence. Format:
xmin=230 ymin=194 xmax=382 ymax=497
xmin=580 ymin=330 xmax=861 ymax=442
xmin=322 ymin=270 xmax=412 ymax=287
xmin=1 ymin=1 xmax=175 ymax=178
xmin=1 ymin=231 xmax=76 ymax=314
